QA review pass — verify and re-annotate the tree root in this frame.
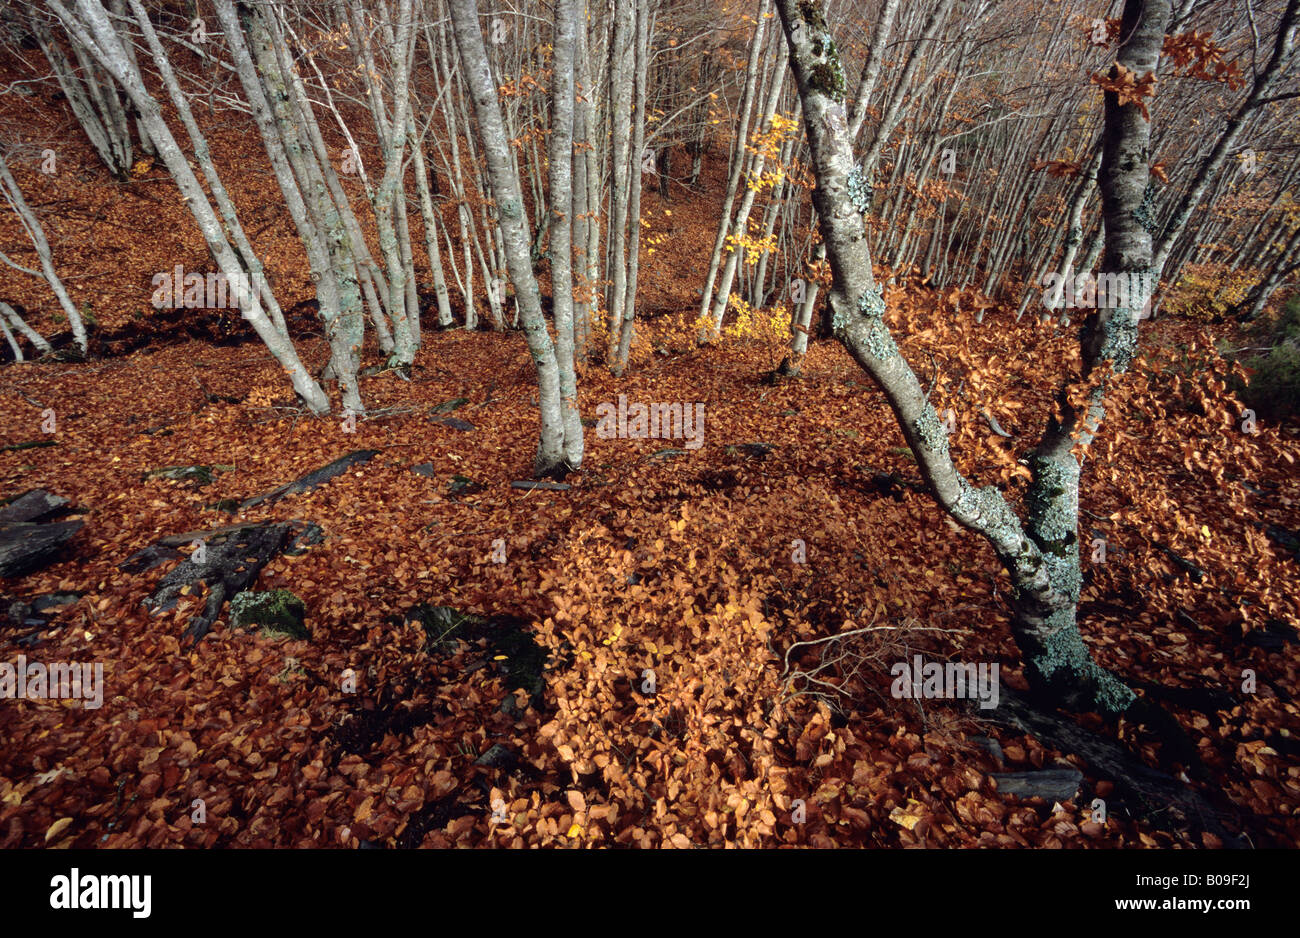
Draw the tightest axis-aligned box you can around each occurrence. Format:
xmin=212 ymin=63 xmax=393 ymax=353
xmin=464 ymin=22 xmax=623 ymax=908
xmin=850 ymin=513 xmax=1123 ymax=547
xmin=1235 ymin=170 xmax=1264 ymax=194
xmin=984 ymin=686 xmax=1247 ymax=848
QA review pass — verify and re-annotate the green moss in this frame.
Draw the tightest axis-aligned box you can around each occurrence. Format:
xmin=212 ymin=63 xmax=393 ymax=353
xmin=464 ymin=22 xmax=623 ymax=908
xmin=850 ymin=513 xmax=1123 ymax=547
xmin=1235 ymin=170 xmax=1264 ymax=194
xmin=809 ymin=61 xmax=846 ymax=101
xmin=1028 ymin=623 xmax=1135 ymax=715
xmin=229 ymin=589 xmax=309 ymax=640
xmin=798 ymin=0 xmax=828 ymax=33
xmin=1133 ymin=179 xmax=1160 ymax=234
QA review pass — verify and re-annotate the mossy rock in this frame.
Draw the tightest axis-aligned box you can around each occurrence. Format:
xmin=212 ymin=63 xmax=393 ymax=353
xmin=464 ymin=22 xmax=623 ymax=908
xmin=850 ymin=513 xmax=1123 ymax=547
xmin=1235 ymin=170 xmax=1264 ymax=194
xmin=404 ymin=604 xmax=547 ymax=706
xmin=430 ymin=397 xmax=471 ymax=415
xmin=146 ymin=464 xmax=233 ymax=486
xmin=229 ymin=589 xmax=309 ymax=640
xmin=447 ymin=474 xmax=483 ymax=496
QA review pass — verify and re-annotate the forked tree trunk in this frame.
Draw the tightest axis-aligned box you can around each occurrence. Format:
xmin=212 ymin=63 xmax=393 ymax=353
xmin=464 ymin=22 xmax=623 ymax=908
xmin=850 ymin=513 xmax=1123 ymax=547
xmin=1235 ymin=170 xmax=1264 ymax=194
xmin=773 ymin=0 xmax=1172 ymax=714
xmin=0 ymin=154 xmax=88 ymax=354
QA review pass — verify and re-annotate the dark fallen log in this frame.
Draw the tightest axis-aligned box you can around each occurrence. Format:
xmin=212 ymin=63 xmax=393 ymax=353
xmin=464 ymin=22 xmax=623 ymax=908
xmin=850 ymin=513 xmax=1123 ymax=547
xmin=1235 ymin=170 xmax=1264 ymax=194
xmin=140 ymin=519 xmax=323 ymax=645
xmin=0 ymin=440 xmax=57 ymax=453
xmin=0 ymin=489 xmax=69 ymax=523
xmin=1127 ymin=676 xmax=1239 ymax=713
xmin=239 ymin=449 xmax=378 ymax=510
xmin=990 ymin=768 xmax=1083 ymax=801
xmin=984 ymin=688 xmax=1246 ymax=847
xmin=0 ymin=520 xmax=84 ymax=578
xmin=510 ymin=480 xmax=571 ymax=491
xmin=1150 ymin=540 xmax=1206 ymax=582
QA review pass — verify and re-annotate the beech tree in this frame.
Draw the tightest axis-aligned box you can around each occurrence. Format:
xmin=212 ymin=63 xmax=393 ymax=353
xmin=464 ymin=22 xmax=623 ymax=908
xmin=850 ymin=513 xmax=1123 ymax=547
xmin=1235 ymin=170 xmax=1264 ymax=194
xmin=448 ymin=0 xmax=582 ymax=476
xmin=773 ymin=0 xmax=1175 ymax=714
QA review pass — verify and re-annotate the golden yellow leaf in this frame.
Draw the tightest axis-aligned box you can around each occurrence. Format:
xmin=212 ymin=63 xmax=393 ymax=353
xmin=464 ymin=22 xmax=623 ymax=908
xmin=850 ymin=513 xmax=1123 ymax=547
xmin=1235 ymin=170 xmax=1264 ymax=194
xmin=45 ymin=817 xmax=73 ymax=842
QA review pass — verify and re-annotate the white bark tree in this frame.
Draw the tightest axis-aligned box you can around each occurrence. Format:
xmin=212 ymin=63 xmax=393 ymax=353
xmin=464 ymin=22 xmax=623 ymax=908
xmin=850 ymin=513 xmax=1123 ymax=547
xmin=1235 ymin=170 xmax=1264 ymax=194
xmin=773 ymin=0 xmax=1175 ymax=714
xmin=448 ymin=0 xmax=582 ymax=475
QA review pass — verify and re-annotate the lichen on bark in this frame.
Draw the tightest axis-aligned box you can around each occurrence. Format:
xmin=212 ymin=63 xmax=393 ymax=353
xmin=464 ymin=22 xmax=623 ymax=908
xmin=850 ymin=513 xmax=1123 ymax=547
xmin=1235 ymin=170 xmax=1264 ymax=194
xmin=847 ymin=165 xmax=873 ymax=215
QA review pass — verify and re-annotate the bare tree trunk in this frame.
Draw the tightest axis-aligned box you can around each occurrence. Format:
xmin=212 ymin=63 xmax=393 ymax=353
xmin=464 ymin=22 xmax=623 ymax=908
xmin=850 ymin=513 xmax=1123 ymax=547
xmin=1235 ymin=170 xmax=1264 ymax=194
xmin=28 ymin=9 xmax=132 ymax=178
xmin=0 ymin=153 xmax=88 ymax=354
xmin=448 ymin=0 xmax=579 ymax=476
xmin=612 ymin=0 xmax=652 ymax=374
xmin=0 ymin=300 xmax=50 ymax=357
xmin=709 ymin=38 xmax=788 ymax=333
xmin=697 ymin=0 xmax=772 ymax=338
xmin=1239 ymin=220 xmax=1300 ymax=320
xmin=605 ymin=0 xmax=635 ymax=360
xmin=549 ymin=0 xmax=585 ymax=465
xmin=0 ymin=308 xmax=24 ymax=361
xmin=219 ymin=0 xmax=363 ymax=413
xmin=1151 ymin=0 xmax=1299 ymax=279
xmin=408 ymin=113 xmax=455 ymax=328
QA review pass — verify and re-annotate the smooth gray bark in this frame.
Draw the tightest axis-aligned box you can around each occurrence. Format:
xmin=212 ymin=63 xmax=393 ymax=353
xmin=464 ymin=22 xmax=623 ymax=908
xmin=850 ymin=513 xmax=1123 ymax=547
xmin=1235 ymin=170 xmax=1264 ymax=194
xmin=448 ymin=0 xmax=578 ymax=476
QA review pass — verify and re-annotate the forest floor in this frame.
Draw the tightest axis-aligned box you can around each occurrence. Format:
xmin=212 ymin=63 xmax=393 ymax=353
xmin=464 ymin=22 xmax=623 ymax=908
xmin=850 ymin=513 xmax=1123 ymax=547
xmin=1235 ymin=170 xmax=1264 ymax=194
xmin=2 ymin=70 xmax=1299 ymax=848
xmin=1 ymin=297 xmax=1298 ymax=848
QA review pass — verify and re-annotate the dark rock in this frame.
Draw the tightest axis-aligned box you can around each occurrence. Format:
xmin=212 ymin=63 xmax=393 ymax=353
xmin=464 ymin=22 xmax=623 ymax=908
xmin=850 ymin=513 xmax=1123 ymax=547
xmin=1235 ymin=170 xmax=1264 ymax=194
xmin=31 ymin=592 xmax=82 ymax=614
xmin=990 ymin=768 xmax=1084 ymax=801
xmin=969 ymin=735 xmax=1004 ymax=766
xmin=0 ymin=489 xmax=69 ymax=523
xmin=431 ymin=416 xmax=475 ymax=431
xmin=447 ymin=474 xmax=482 ymax=496
xmin=410 ymin=463 xmax=439 ymax=478
xmin=473 ymin=743 xmax=517 ymax=770
xmin=0 ymin=591 xmax=83 ymax=644
xmin=145 ymin=465 xmax=228 ymax=486
xmin=0 ymin=520 xmax=84 ymax=578
xmin=228 ymin=589 xmax=309 ymax=640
